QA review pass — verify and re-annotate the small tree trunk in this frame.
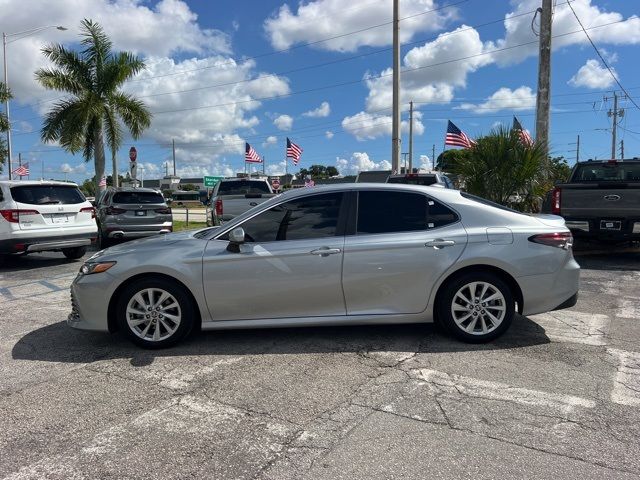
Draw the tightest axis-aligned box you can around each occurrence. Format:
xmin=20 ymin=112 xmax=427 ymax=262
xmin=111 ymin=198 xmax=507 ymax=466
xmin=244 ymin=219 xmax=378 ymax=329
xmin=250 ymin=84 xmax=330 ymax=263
xmin=94 ymin=129 xmax=106 ymax=193
xmin=111 ymin=147 xmax=118 ymax=188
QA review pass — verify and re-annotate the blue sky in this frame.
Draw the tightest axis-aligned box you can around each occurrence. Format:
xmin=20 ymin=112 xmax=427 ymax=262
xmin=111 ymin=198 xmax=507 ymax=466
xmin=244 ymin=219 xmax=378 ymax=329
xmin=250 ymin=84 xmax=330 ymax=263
xmin=1 ymin=0 xmax=639 ymax=184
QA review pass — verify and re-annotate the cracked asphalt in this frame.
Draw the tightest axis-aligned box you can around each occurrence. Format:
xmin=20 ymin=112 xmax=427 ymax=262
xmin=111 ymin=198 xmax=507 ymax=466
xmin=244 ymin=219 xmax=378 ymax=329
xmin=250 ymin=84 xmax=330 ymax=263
xmin=1 ymin=246 xmax=640 ymax=479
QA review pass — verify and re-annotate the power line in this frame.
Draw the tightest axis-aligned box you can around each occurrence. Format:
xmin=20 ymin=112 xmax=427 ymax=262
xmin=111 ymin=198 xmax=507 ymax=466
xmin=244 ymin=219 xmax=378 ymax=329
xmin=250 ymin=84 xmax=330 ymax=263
xmin=565 ymin=0 xmax=640 ymax=110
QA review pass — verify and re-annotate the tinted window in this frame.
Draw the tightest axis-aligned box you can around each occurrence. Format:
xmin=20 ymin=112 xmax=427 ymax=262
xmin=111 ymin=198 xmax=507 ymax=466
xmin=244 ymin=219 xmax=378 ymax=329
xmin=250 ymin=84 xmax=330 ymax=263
xmin=573 ymin=163 xmax=640 ymax=181
xmin=387 ymin=175 xmax=438 ymax=186
xmin=460 ymin=192 xmax=522 ymax=214
xmin=240 ymin=193 xmax=343 ymax=242
xmin=11 ymin=185 xmax=85 ymax=205
xmin=217 ymin=180 xmax=271 ymax=195
xmin=428 ymin=199 xmax=458 ymax=228
xmin=112 ymin=191 xmax=165 ymax=204
xmin=358 ymin=191 xmax=427 ymax=234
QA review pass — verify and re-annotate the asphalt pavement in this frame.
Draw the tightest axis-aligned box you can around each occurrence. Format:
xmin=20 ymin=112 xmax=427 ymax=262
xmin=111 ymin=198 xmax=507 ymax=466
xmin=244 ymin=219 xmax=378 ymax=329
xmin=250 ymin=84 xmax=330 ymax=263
xmin=1 ymin=245 xmax=640 ymax=479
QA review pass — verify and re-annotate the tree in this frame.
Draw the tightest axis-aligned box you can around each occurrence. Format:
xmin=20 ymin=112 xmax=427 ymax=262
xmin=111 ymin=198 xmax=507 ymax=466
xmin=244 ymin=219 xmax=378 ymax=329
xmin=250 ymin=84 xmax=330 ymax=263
xmin=451 ymin=126 xmax=550 ymax=212
xmin=180 ymin=183 xmax=198 ymax=191
xmin=36 ymin=19 xmax=152 ymax=193
xmin=436 ymin=148 xmax=471 ymax=172
xmin=79 ymin=178 xmax=96 ymax=197
xmin=298 ymin=164 xmax=340 ymax=179
xmin=0 ymin=83 xmax=11 ymax=173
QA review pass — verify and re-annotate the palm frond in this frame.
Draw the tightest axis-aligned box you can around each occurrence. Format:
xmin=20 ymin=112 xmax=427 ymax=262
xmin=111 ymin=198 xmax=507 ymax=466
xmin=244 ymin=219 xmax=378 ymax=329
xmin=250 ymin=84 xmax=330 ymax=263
xmin=38 ymin=44 xmax=92 ymax=92
xmin=110 ymin=92 xmax=152 ymax=138
xmin=100 ymin=52 xmax=146 ymax=93
xmin=79 ymin=19 xmax=112 ymax=70
xmin=103 ymin=105 xmax=123 ymax=154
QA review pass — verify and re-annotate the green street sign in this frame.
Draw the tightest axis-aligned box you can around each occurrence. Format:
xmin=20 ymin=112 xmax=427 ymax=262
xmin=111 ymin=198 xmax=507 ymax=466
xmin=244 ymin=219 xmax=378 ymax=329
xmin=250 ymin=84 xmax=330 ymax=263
xmin=204 ymin=175 xmax=224 ymax=187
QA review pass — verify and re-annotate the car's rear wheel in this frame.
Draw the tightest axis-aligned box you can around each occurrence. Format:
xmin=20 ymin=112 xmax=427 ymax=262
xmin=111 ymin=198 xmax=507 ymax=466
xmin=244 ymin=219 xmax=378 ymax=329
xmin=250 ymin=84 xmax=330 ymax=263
xmin=97 ymin=224 xmax=110 ymax=249
xmin=116 ymin=277 xmax=195 ymax=349
xmin=62 ymin=246 xmax=87 ymax=259
xmin=437 ymin=272 xmax=514 ymax=343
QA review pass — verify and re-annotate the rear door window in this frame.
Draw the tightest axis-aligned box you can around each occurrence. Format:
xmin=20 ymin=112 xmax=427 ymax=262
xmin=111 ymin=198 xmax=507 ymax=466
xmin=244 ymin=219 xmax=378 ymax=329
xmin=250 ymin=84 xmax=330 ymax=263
xmin=10 ymin=185 xmax=86 ymax=205
xmin=217 ymin=181 xmax=271 ymax=195
xmin=112 ymin=191 xmax=165 ymax=204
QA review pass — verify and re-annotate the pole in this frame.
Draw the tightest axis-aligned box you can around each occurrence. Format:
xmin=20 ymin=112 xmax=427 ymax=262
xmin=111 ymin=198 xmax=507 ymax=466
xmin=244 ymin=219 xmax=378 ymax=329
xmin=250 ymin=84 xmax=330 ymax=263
xmin=620 ymin=139 xmax=624 ymax=160
xmin=576 ymin=135 xmax=580 ymax=162
xmin=41 ymin=158 xmax=43 ymax=180
xmin=432 ymin=144 xmax=436 ymax=171
xmin=610 ymin=92 xmax=618 ymax=160
xmin=3 ymin=32 xmax=12 ymax=180
xmin=391 ymin=0 xmax=401 ymax=174
xmin=535 ymin=0 xmax=552 ymax=156
xmin=112 ymin=149 xmax=118 ymax=188
xmin=263 ymin=155 xmax=265 ymax=175
xmin=172 ymin=139 xmax=176 ymax=176
xmin=408 ymin=101 xmax=413 ymax=173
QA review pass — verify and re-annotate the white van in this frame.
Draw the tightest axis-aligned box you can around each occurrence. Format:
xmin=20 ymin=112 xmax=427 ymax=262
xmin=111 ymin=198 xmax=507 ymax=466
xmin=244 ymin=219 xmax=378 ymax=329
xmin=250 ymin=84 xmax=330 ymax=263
xmin=0 ymin=181 xmax=97 ymax=259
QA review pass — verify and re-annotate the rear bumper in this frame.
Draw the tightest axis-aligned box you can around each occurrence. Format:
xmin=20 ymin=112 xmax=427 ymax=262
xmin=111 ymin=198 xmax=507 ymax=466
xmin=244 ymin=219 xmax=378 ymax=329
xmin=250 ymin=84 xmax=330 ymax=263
xmin=104 ymin=222 xmax=172 ymax=239
xmin=565 ymin=217 xmax=640 ymax=242
xmin=0 ymin=232 xmax=96 ymax=254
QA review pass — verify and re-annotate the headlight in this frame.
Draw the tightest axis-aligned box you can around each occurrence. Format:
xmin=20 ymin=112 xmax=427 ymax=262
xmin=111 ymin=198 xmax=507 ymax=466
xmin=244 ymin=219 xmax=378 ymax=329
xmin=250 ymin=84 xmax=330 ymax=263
xmin=79 ymin=261 xmax=117 ymax=275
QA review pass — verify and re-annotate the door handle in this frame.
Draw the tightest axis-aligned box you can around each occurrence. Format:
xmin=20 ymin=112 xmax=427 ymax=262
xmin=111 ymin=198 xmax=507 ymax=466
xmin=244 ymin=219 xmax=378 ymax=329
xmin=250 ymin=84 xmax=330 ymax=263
xmin=309 ymin=247 xmax=342 ymax=257
xmin=425 ymin=239 xmax=455 ymax=249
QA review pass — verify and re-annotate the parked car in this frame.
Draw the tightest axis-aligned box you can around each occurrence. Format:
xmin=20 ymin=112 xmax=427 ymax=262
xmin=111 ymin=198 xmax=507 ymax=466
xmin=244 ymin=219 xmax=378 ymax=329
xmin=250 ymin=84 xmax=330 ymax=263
xmin=0 ymin=180 xmax=96 ymax=259
xmin=542 ymin=159 xmax=640 ymax=242
xmin=69 ymin=183 xmax=579 ymax=348
xmin=387 ymin=172 xmax=454 ymax=188
xmin=205 ymin=178 xmax=276 ymax=226
xmin=95 ymin=187 xmax=172 ymax=247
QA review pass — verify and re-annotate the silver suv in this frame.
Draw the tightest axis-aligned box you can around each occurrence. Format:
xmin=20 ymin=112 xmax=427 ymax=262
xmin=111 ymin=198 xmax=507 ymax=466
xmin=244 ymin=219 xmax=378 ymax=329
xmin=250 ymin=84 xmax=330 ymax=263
xmin=95 ymin=187 xmax=172 ymax=247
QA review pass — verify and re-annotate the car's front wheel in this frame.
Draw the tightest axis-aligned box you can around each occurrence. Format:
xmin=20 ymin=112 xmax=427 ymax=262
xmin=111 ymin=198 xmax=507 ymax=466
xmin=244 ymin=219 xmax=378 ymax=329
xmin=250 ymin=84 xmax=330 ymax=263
xmin=116 ymin=277 xmax=195 ymax=348
xmin=437 ymin=272 xmax=515 ymax=343
xmin=62 ymin=246 xmax=87 ymax=259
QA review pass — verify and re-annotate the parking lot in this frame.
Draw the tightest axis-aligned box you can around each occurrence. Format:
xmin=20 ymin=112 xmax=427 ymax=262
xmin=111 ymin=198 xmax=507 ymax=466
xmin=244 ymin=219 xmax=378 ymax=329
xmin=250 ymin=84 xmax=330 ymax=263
xmin=1 ymin=246 xmax=640 ymax=479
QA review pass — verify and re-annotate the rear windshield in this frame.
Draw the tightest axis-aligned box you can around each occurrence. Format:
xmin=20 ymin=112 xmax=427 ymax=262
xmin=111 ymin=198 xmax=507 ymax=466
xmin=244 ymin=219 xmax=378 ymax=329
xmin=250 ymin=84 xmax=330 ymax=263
xmin=112 ymin=191 xmax=165 ymax=204
xmin=11 ymin=185 xmax=85 ymax=205
xmin=572 ymin=163 xmax=640 ymax=182
xmin=217 ymin=180 xmax=271 ymax=195
xmin=460 ymin=192 xmax=523 ymax=214
xmin=387 ymin=175 xmax=438 ymax=186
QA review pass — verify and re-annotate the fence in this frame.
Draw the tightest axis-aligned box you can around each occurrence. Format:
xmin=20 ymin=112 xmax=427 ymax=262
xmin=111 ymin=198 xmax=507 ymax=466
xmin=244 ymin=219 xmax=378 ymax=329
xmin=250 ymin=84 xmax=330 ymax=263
xmin=171 ymin=208 xmax=208 ymax=226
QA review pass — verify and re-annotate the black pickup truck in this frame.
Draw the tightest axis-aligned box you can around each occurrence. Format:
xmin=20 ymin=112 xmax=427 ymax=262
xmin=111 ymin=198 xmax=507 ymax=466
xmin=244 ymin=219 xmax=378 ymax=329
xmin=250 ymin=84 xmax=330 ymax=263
xmin=542 ymin=159 xmax=640 ymax=242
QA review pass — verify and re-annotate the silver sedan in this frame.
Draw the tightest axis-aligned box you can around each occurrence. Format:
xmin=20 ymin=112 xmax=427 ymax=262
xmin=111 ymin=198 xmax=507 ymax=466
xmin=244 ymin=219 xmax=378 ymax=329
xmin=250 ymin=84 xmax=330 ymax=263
xmin=69 ymin=184 xmax=580 ymax=348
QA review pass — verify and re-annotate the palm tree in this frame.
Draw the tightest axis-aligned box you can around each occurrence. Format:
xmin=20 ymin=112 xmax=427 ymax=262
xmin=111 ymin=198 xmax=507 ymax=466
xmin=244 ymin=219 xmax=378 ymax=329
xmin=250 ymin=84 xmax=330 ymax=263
xmin=0 ymin=82 xmax=11 ymax=173
xmin=451 ymin=126 xmax=549 ymax=212
xmin=36 ymin=19 xmax=151 ymax=191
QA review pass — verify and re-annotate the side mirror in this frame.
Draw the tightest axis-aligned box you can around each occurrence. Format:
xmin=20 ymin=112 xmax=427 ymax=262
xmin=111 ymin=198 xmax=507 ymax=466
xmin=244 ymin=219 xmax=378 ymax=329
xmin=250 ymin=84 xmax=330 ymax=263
xmin=229 ymin=227 xmax=246 ymax=244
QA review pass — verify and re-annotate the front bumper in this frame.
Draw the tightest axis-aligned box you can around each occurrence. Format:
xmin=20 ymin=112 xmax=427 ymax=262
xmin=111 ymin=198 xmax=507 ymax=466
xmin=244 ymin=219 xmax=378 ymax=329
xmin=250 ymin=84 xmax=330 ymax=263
xmin=67 ymin=271 xmax=115 ymax=332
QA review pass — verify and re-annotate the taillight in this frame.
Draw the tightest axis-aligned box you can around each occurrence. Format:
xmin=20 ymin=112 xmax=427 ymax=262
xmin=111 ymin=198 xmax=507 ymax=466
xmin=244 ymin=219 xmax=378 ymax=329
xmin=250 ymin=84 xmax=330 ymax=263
xmin=551 ymin=187 xmax=561 ymax=215
xmin=80 ymin=207 xmax=96 ymax=219
xmin=154 ymin=207 xmax=172 ymax=214
xmin=529 ymin=232 xmax=573 ymax=250
xmin=215 ymin=198 xmax=223 ymax=216
xmin=0 ymin=209 xmax=40 ymax=223
xmin=105 ymin=207 xmax=126 ymax=215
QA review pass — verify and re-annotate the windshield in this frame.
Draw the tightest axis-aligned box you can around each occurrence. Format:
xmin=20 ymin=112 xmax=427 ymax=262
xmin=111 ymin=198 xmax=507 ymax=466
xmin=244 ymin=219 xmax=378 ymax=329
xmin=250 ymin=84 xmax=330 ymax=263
xmin=572 ymin=163 xmax=640 ymax=182
xmin=11 ymin=185 xmax=85 ymax=205
xmin=387 ymin=175 xmax=438 ymax=186
xmin=113 ymin=191 xmax=165 ymax=204
xmin=217 ymin=180 xmax=271 ymax=195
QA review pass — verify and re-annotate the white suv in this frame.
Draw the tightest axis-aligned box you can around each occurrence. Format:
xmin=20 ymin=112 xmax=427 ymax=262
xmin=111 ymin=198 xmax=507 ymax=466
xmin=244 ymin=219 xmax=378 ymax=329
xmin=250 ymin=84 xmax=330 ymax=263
xmin=0 ymin=180 xmax=97 ymax=259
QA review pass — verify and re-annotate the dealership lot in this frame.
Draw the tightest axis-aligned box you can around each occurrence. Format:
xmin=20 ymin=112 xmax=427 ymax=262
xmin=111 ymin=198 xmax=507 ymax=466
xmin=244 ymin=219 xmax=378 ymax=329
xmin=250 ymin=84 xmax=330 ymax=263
xmin=1 ymin=247 xmax=640 ymax=479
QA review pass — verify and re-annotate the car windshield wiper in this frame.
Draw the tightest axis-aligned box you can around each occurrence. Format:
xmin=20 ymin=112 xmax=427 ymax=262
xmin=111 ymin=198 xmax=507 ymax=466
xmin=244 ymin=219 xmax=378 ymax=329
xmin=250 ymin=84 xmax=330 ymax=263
xmin=39 ymin=201 xmax=61 ymax=204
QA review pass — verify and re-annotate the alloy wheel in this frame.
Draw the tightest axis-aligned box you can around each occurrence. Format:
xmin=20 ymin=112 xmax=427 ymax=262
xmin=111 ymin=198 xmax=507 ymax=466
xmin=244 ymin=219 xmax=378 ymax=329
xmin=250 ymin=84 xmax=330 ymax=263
xmin=450 ymin=281 xmax=506 ymax=335
xmin=126 ymin=288 xmax=182 ymax=342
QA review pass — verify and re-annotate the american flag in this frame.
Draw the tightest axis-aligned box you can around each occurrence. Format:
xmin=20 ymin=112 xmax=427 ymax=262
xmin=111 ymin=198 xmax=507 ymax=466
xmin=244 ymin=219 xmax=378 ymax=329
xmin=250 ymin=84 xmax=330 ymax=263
xmin=286 ymin=137 xmax=303 ymax=165
xmin=445 ymin=121 xmax=475 ymax=149
xmin=245 ymin=142 xmax=262 ymax=163
xmin=98 ymin=176 xmax=107 ymax=187
xmin=12 ymin=163 xmax=29 ymax=177
xmin=513 ymin=117 xmax=533 ymax=146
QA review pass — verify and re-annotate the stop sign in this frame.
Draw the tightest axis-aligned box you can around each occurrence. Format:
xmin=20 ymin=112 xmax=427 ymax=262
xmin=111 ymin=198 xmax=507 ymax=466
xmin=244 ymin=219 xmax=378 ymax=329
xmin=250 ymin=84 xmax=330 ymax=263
xmin=129 ymin=147 xmax=137 ymax=161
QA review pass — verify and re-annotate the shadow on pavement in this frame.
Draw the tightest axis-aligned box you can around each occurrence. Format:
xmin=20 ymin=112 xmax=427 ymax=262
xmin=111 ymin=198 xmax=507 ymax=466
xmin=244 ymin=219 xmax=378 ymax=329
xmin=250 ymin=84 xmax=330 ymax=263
xmin=574 ymin=248 xmax=640 ymax=272
xmin=12 ymin=315 xmax=550 ymax=366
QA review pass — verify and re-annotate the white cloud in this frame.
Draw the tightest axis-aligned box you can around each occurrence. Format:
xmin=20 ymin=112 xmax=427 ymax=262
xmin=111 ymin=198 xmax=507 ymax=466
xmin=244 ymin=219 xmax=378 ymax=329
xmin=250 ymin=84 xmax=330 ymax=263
xmin=364 ymin=25 xmax=490 ymax=112
xmin=419 ymin=155 xmax=433 ymax=171
xmin=325 ymin=131 xmax=334 ymax=139
xmin=342 ymin=111 xmax=424 ymax=141
xmin=303 ymin=101 xmax=331 ymax=118
xmin=273 ymin=114 xmax=293 ymax=131
xmin=263 ymin=136 xmax=278 ymax=148
xmin=458 ymin=86 xmax=536 ymax=112
xmin=488 ymin=0 xmax=640 ymax=66
xmin=336 ymin=152 xmax=392 ymax=175
xmin=59 ymin=162 xmax=87 ymax=174
xmin=568 ymin=59 xmax=616 ymax=89
xmin=266 ymin=160 xmax=288 ymax=176
xmin=264 ymin=0 xmax=456 ymax=52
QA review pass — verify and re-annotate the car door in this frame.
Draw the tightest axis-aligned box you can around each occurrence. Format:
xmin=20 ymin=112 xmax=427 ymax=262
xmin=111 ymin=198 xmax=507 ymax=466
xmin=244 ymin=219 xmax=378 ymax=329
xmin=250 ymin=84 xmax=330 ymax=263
xmin=203 ymin=191 xmax=348 ymax=321
xmin=342 ymin=189 xmax=467 ymax=315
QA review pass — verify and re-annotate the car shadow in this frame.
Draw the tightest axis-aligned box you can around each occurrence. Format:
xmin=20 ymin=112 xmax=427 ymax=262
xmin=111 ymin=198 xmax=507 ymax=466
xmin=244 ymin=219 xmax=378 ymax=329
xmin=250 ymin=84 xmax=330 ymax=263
xmin=0 ymin=253 xmax=83 ymax=273
xmin=12 ymin=315 xmax=550 ymax=366
xmin=574 ymin=248 xmax=640 ymax=272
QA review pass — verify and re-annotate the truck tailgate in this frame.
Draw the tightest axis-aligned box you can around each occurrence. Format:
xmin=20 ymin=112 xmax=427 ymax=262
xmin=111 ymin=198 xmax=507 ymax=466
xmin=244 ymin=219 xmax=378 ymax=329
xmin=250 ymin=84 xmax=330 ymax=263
xmin=560 ymin=184 xmax=640 ymax=218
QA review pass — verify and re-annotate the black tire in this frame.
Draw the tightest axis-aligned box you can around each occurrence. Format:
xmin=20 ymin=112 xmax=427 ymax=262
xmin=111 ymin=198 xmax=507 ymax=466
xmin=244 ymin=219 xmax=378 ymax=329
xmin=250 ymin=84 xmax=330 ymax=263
xmin=62 ymin=246 xmax=87 ymax=260
xmin=437 ymin=272 xmax=515 ymax=343
xmin=116 ymin=277 xmax=195 ymax=349
xmin=97 ymin=223 xmax=111 ymax=249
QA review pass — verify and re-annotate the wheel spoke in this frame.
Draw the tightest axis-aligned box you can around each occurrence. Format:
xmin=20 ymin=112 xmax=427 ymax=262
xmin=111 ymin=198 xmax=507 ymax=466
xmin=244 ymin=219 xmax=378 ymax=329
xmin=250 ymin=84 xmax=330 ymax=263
xmin=160 ymin=302 xmax=178 ymax=313
xmin=133 ymin=292 xmax=148 ymax=310
xmin=127 ymin=306 xmax=146 ymax=316
xmin=140 ymin=321 xmax=152 ymax=338
xmin=162 ymin=312 xmax=180 ymax=324
xmin=479 ymin=283 xmax=489 ymax=301
xmin=480 ymin=316 xmax=488 ymax=333
xmin=455 ymin=291 xmax=472 ymax=305
xmin=159 ymin=318 xmax=173 ymax=333
xmin=465 ymin=317 xmax=478 ymax=333
xmin=129 ymin=318 xmax=148 ymax=327
xmin=454 ymin=312 xmax=472 ymax=325
xmin=483 ymin=292 xmax=503 ymax=303
xmin=153 ymin=323 xmax=161 ymax=341
xmin=452 ymin=304 xmax=470 ymax=312
xmin=486 ymin=305 xmax=505 ymax=312
xmin=485 ymin=309 xmax=503 ymax=325
xmin=153 ymin=291 xmax=170 ymax=309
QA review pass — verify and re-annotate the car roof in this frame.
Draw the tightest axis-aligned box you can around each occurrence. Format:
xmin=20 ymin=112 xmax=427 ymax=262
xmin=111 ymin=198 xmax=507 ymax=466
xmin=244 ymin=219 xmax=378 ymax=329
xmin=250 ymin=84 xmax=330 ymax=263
xmin=0 ymin=180 xmax=79 ymax=187
xmin=278 ymin=182 xmax=462 ymax=201
xmin=219 ymin=177 xmax=268 ymax=182
xmin=109 ymin=187 xmax=162 ymax=193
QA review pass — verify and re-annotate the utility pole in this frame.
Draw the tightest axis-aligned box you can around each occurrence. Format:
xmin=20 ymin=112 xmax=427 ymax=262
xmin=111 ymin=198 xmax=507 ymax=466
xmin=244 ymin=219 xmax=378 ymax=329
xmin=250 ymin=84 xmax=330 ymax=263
xmin=569 ymin=135 xmax=580 ymax=163
xmin=606 ymin=92 xmax=625 ymax=159
xmin=391 ymin=0 xmax=401 ymax=173
xmin=408 ymin=101 xmax=413 ymax=173
xmin=112 ymin=150 xmax=118 ymax=188
xmin=432 ymin=144 xmax=435 ymax=171
xmin=535 ymin=0 xmax=552 ymax=156
xmin=401 ymin=152 xmax=409 ymax=173
xmin=620 ymin=139 xmax=624 ymax=160
xmin=172 ymin=139 xmax=177 ymax=176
